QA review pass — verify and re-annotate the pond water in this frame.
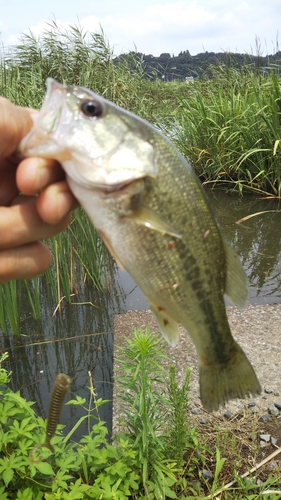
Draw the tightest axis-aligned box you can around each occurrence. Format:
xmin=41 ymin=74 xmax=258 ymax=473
xmin=209 ymin=190 xmax=281 ymax=305
xmin=1 ymin=190 xmax=281 ymax=439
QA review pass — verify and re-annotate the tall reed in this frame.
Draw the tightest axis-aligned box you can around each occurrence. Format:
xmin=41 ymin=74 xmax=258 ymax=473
xmin=1 ymin=22 xmax=157 ymax=114
xmin=0 ymin=281 xmax=20 ymax=335
xmin=174 ymin=63 xmax=281 ymax=196
xmin=0 ymin=208 xmax=112 ymax=335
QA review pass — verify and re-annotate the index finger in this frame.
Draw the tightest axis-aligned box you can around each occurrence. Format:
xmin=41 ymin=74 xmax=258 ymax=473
xmin=16 ymin=156 xmax=65 ymax=195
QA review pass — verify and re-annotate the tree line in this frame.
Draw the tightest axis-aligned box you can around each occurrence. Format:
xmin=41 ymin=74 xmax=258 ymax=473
xmin=115 ymin=49 xmax=281 ymax=81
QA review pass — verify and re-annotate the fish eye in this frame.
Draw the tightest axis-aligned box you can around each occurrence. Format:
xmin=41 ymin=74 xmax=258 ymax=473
xmin=80 ymin=100 xmax=103 ymax=118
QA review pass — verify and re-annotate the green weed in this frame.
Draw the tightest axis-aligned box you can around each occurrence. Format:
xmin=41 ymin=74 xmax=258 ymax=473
xmin=0 ymin=362 xmax=139 ymax=498
xmin=115 ymin=328 xmax=179 ymax=499
xmin=165 ymin=364 xmax=191 ymax=467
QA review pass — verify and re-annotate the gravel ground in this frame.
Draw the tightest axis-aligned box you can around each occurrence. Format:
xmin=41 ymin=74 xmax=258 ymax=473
xmin=113 ymin=304 xmax=281 ymax=422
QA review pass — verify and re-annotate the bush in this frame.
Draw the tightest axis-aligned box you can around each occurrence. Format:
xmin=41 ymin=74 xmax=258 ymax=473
xmin=0 ymin=331 xmax=198 ymax=499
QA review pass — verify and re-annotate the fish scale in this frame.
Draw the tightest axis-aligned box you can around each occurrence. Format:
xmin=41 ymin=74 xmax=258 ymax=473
xmin=20 ymin=78 xmax=261 ymax=411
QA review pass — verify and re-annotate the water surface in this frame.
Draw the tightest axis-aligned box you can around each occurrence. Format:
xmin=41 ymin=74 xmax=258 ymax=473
xmin=209 ymin=191 xmax=281 ymax=304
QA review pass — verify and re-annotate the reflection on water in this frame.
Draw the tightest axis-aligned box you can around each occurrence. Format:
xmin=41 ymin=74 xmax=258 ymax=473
xmin=207 ymin=191 xmax=281 ymax=304
xmin=1 ymin=190 xmax=281 ymax=439
xmin=1 ymin=257 xmax=126 ymax=439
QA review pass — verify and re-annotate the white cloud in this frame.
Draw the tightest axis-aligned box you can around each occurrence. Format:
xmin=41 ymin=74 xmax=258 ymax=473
xmin=1 ymin=1 xmax=279 ymax=57
xmin=75 ymin=1 xmax=232 ymax=55
xmin=144 ymin=1 xmax=215 ymax=29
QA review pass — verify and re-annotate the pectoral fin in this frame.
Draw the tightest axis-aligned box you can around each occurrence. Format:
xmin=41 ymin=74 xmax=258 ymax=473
xmin=123 ymin=206 xmax=182 ymax=239
xmin=224 ymin=238 xmax=248 ymax=309
xmin=149 ymin=302 xmax=179 ymax=346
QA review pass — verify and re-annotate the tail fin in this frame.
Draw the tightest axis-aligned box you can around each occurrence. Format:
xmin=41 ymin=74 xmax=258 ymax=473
xmin=199 ymin=342 xmax=261 ymax=412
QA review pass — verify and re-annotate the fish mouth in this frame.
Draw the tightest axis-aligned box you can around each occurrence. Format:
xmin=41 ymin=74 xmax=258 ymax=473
xmin=19 ymin=79 xmax=72 ymax=157
xmin=20 ymin=78 xmax=101 ymax=158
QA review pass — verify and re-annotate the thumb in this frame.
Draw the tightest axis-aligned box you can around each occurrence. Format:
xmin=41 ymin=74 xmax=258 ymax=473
xmin=0 ymin=97 xmax=34 ymax=158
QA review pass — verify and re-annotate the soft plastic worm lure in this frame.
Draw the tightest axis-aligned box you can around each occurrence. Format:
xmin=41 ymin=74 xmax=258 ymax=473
xmin=30 ymin=373 xmax=71 ymax=464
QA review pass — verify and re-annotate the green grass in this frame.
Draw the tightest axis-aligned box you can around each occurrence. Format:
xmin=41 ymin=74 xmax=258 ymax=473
xmin=174 ymin=64 xmax=281 ymax=196
xmin=0 ymin=281 xmax=20 ymax=335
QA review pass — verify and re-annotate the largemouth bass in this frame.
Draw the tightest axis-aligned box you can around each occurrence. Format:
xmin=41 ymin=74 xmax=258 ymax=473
xmin=20 ymin=79 xmax=261 ymax=411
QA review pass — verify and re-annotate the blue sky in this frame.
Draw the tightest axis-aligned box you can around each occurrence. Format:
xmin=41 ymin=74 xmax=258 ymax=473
xmin=0 ymin=0 xmax=280 ymax=56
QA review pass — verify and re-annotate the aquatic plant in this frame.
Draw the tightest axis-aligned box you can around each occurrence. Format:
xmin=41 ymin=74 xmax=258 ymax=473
xmin=0 ymin=21 xmax=155 ymax=116
xmin=0 ymin=281 xmax=20 ymax=335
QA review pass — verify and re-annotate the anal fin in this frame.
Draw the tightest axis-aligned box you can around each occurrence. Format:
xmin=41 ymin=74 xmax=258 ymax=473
xmin=149 ymin=302 xmax=179 ymax=346
xmin=224 ymin=238 xmax=248 ymax=309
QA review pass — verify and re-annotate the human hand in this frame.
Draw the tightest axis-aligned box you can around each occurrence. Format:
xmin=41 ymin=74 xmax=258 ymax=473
xmin=0 ymin=96 xmax=78 ymax=283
